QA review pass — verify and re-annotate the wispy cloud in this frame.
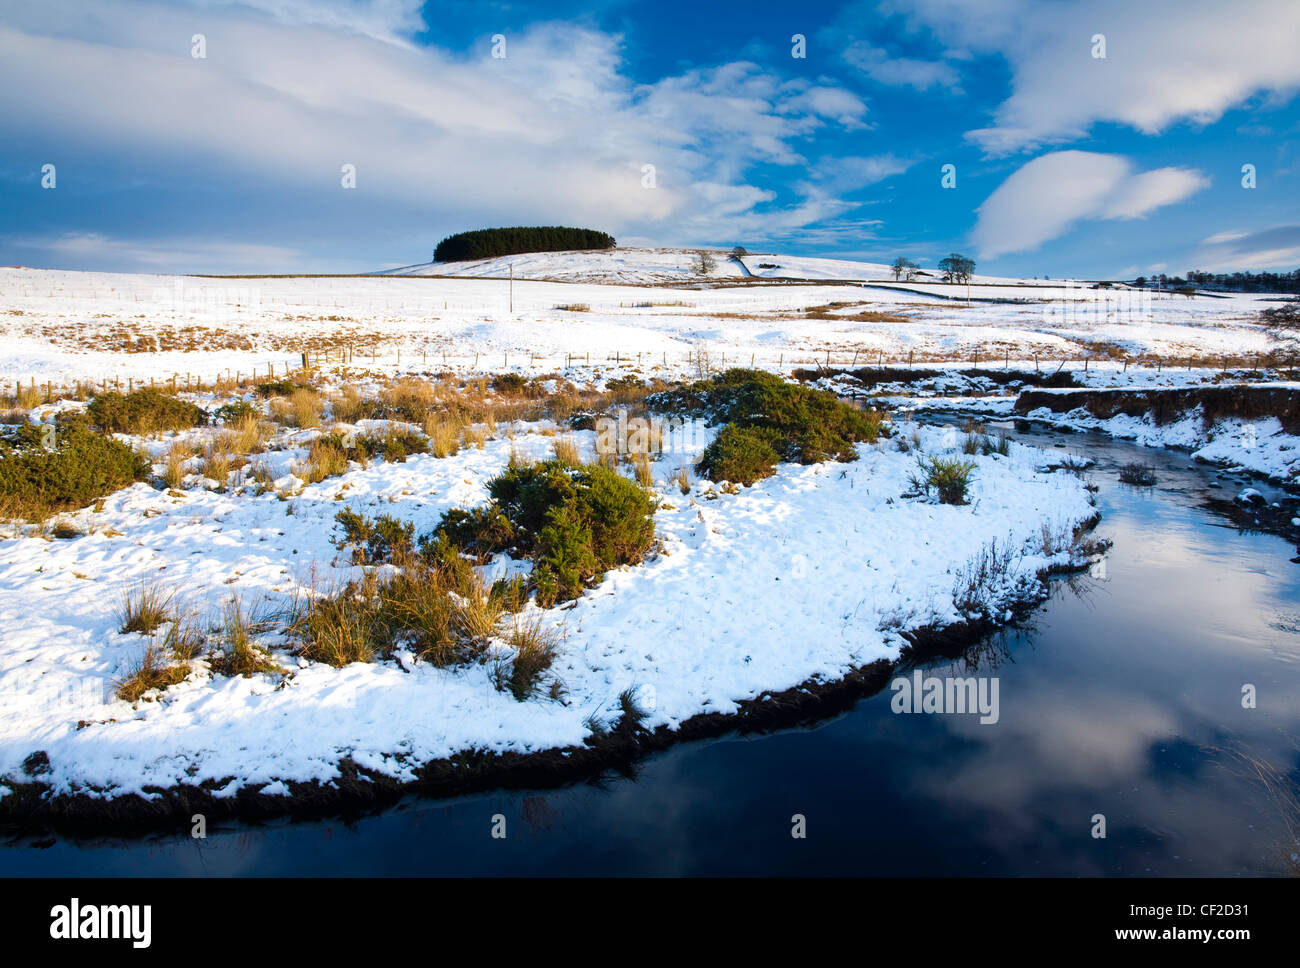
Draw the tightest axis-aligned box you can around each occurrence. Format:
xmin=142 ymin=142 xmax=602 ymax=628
xmin=880 ymin=0 xmax=1300 ymax=155
xmin=972 ymin=151 xmax=1208 ymax=258
xmin=0 ymin=0 xmax=872 ymax=267
xmin=6 ymin=232 xmax=306 ymax=273
xmin=1190 ymin=225 xmax=1300 ymax=271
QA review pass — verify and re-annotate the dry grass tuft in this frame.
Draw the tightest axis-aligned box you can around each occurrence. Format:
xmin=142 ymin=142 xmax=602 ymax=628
xmin=271 ymin=388 xmax=325 ymax=428
xmin=118 ymin=579 xmax=175 ymax=635
xmin=114 ymin=643 xmax=189 ymax=702
xmin=551 ymin=435 xmax=582 ymax=467
xmin=210 ymin=597 xmax=282 ymax=677
xmin=499 ymin=615 xmax=559 ymax=700
xmin=298 ymin=436 xmax=349 ymax=483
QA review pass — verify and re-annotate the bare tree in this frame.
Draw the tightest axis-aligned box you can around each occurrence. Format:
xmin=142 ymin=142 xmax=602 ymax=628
xmin=693 ymin=250 xmax=717 ymax=275
xmin=938 ymin=253 xmax=975 ymax=285
xmin=892 ymin=256 xmax=919 ymax=281
xmin=1261 ymin=299 xmax=1300 ymax=363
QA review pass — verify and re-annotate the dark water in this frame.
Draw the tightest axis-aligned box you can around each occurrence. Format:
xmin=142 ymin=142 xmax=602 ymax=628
xmin=4 ymin=425 xmax=1299 ymax=875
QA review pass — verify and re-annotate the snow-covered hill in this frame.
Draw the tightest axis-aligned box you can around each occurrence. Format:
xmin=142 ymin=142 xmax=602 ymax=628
xmin=376 ymin=245 xmax=1045 ymax=287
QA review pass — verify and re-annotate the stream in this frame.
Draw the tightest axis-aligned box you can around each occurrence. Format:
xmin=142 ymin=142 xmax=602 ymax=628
xmin=3 ymin=423 xmax=1298 ymax=875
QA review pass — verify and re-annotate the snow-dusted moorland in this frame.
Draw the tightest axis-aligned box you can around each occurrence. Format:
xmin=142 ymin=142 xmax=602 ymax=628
xmin=0 ymin=247 xmax=1293 ymax=811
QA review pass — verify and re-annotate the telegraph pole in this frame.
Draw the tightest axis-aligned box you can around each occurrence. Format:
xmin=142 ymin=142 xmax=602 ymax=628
xmin=509 ymin=263 xmax=513 ymax=313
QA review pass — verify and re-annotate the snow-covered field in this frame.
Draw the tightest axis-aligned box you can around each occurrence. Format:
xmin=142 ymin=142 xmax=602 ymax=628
xmin=0 ymin=412 xmax=1096 ymax=800
xmin=0 ymin=247 xmax=1280 ymax=394
xmin=1 ymin=246 xmax=1293 ymax=808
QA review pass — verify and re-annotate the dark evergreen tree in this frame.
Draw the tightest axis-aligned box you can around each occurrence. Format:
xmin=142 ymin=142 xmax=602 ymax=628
xmin=433 ymin=227 xmax=615 ymax=262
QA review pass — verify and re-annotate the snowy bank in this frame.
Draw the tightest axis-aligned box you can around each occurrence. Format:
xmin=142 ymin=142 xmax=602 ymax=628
xmin=0 ymin=421 xmax=1098 ymax=821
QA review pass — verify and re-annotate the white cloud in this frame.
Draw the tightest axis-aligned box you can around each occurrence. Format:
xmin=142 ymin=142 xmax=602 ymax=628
xmin=972 ymin=151 xmax=1208 ymax=257
xmin=843 ymin=42 xmax=961 ymax=92
xmin=1190 ymin=225 xmax=1300 ymax=271
xmin=0 ymin=0 xmax=870 ymax=261
xmin=193 ymin=0 xmax=427 ymax=44
xmin=880 ymin=0 xmax=1300 ymax=154
xmin=9 ymin=232 xmax=305 ymax=273
xmin=1099 ymin=167 xmax=1211 ymax=219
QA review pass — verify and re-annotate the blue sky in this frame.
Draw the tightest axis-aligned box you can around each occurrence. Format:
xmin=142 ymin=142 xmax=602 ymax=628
xmin=2 ymin=0 xmax=1299 ymax=277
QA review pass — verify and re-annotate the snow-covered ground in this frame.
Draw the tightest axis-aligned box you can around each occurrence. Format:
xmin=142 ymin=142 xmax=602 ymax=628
xmin=1015 ymin=387 xmax=1300 ymax=482
xmin=0 ymin=248 xmax=1279 ymax=393
xmin=0 ymin=411 xmax=1097 ymax=801
xmin=1 ymin=245 xmax=1294 ymax=806
xmin=380 ymin=245 xmax=1131 ymax=287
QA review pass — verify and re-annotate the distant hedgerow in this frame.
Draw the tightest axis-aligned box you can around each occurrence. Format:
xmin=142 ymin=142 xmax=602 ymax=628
xmin=434 ymin=226 xmax=615 ymax=262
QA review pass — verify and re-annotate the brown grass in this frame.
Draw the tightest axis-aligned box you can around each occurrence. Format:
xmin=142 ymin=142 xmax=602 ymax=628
xmin=118 ymin=579 xmax=176 ymax=635
xmin=298 ymin=436 xmax=349 ymax=483
xmin=499 ymin=615 xmax=559 ymax=700
xmin=271 ymin=387 xmax=325 ymax=428
xmin=209 ymin=598 xmax=282 ymax=677
xmin=552 ymin=435 xmax=582 ymax=466
xmin=631 ymin=451 xmax=654 ymax=487
xmin=114 ymin=643 xmax=189 ymax=702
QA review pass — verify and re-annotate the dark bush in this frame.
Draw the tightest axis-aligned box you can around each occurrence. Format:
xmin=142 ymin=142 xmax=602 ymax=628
xmin=491 ymin=373 xmax=528 ymax=395
xmin=696 ymin=424 xmax=782 ymax=485
xmin=654 ymin=369 xmax=886 ymax=477
xmin=0 ymin=423 xmax=149 ymax=518
xmin=255 ymin=378 xmax=305 ymax=398
xmin=432 ymin=459 xmax=656 ymax=606
xmin=213 ymin=399 xmax=259 ymax=423
xmin=1118 ymin=462 xmax=1158 ymax=486
xmin=319 ymin=431 xmax=429 ymax=465
xmin=489 ymin=575 xmax=529 ymax=613
xmin=334 ymin=509 xmax=416 ymax=564
xmin=433 ymin=505 xmax=517 ymax=560
xmin=434 ymin=226 xmax=615 ymax=262
xmin=87 ymin=388 xmax=206 ymax=434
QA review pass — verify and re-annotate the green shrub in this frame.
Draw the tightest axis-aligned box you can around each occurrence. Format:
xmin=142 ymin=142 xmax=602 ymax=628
xmin=0 ymin=423 xmax=149 ymax=519
xmin=334 ymin=508 xmax=416 ymax=564
xmin=87 ymin=388 xmax=206 ymax=434
xmin=213 ymin=399 xmax=259 ymax=424
xmin=910 ymin=456 xmax=976 ymax=505
xmin=533 ymin=502 xmax=600 ymax=606
xmin=434 ymin=505 xmax=517 ymax=560
xmin=485 ymin=459 xmax=580 ymax=543
xmin=696 ymin=424 xmax=782 ymax=485
xmin=605 ymin=375 xmax=646 ymax=392
xmin=432 ymin=459 xmax=656 ymax=606
xmin=325 ymin=430 xmax=429 ymax=465
xmin=379 ymin=430 xmax=429 ymax=463
xmin=491 ymin=373 xmax=528 ymax=395
xmin=654 ymin=369 xmax=885 ymax=478
xmin=489 ymin=575 xmax=529 ymax=613
xmin=255 ymin=378 xmax=304 ymax=398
